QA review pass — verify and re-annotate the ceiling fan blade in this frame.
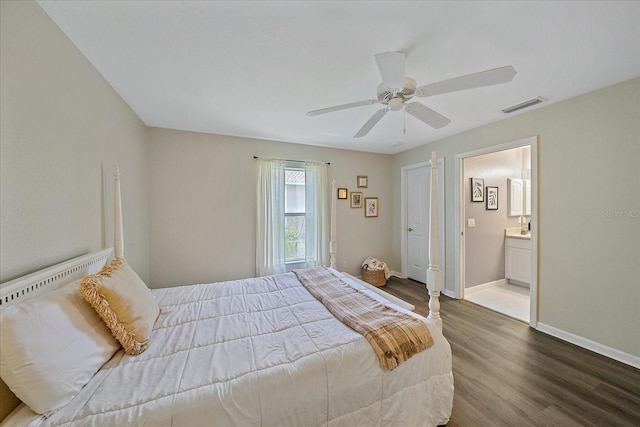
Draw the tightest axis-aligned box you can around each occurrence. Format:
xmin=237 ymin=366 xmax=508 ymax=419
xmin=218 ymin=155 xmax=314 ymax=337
xmin=354 ymin=108 xmax=387 ymax=138
xmin=416 ymin=65 xmax=517 ymax=97
xmin=307 ymin=99 xmax=378 ymax=116
xmin=405 ymin=102 xmax=451 ymax=129
xmin=375 ymin=51 xmax=405 ymax=90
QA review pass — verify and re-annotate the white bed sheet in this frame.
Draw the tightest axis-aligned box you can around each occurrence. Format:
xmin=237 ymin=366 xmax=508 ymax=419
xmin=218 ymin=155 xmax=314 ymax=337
xmin=2 ymin=270 xmax=453 ymax=427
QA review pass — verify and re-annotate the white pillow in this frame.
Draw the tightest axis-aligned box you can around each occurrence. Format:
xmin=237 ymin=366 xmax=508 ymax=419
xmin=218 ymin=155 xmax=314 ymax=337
xmin=0 ymin=279 xmax=120 ymax=416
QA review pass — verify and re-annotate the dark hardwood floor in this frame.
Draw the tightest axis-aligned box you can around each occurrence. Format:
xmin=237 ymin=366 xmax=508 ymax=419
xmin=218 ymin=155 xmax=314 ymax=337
xmin=382 ymin=276 xmax=640 ymax=426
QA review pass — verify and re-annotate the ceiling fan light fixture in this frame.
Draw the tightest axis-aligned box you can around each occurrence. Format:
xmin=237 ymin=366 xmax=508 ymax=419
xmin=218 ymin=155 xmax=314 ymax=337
xmin=502 ymin=97 xmax=545 ymax=114
xmin=388 ymin=97 xmax=404 ymax=111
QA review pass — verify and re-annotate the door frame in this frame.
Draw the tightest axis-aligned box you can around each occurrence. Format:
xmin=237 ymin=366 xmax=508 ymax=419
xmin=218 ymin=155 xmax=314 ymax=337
xmin=454 ymin=136 xmax=538 ymax=327
xmin=400 ymin=158 xmax=445 ymax=283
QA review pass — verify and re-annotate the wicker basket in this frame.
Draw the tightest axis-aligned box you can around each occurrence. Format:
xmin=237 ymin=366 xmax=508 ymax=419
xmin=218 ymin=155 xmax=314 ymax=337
xmin=361 ymin=268 xmax=386 ymax=287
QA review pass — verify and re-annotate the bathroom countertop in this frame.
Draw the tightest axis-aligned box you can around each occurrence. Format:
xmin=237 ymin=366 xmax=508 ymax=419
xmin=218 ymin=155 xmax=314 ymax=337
xmin=505 ymin=227 xmax=531 ymax=240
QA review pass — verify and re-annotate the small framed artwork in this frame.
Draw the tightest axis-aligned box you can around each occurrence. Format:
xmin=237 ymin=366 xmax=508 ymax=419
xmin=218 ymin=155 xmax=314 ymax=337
xmin=364 ymin=197 xmax=378 ymax=217
xmin=486 ymin=186 xmax=498 ymax=210
xmin=357 ymin=175 xmax=368 ymax=188
xmin=337 ymin=188 xmax=348 ymax=199
xmin=350 ymin=192 xmax=362 ymax=208
xmin=471 ymin=178 xmax=484 ymax=202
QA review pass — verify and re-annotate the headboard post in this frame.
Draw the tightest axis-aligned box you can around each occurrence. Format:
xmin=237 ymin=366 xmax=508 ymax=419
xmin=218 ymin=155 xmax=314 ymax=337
xmin=114 ymin=167 xmax=124 ymax=259
xmin=426 ymin=151 xmax=443 ymax=330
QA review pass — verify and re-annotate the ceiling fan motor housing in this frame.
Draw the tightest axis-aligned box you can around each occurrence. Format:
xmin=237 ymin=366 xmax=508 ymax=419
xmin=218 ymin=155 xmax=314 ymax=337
xmin=377 ymin=77 xmax=416 ymax=108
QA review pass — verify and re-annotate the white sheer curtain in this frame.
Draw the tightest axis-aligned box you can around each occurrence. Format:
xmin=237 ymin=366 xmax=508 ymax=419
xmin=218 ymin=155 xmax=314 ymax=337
xmin=256 ymin=159 xmax=329 ymax=276
xmin=256 ymin=159 xmax=286 ymax=276
xmin=303 ymin=162 xmax=329 ymax=268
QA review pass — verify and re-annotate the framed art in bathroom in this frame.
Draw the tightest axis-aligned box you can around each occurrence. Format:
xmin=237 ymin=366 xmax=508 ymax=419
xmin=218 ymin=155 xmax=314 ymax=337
xmin=471 ymin=178 xmax=484 ymax=202
xmin=486 ymin=186 xmax=498 ymax=210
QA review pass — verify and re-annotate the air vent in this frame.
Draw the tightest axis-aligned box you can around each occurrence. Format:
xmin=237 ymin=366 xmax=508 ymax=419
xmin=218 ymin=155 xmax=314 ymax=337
xmin=502 ymin=97 xmax=545 ymax=114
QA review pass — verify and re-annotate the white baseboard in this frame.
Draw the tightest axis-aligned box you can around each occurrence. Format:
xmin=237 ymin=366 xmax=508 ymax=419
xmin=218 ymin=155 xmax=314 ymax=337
xmin=464 ymin=278 xmax=507 ymax=295
xmin=388 ymin=271 xmax=458 ymax=299
xmin=442 ymin=289 xmax=457 ymax=299
xmin=537 ymin=323 xmax=640 ymax=369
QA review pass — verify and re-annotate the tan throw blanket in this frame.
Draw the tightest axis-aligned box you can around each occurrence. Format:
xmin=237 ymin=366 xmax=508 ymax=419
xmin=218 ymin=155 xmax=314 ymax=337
xmin=294 ymin=267 xmax=433 ymax=371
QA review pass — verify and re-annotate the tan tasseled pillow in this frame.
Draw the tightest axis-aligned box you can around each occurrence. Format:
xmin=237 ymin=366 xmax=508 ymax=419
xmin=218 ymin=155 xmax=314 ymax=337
xmin=80 ymin=258 xmax=159 ymax=355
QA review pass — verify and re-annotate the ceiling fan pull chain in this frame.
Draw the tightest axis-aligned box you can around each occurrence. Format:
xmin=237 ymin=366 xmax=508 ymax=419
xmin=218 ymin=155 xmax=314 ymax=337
xmin=403 ymin=111 xmax=407 ymax=134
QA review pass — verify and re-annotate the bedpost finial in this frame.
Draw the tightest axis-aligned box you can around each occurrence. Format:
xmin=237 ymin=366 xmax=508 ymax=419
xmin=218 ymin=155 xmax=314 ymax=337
xmin=430 ymin=151 xmax=437 ymax=166
xmin=114 ymin=166 xmax=121 ymax=180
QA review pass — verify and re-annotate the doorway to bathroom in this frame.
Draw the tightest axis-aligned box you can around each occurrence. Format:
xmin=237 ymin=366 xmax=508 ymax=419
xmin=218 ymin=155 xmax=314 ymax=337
xmin=455 ymin=136 xmax=538 ymax=326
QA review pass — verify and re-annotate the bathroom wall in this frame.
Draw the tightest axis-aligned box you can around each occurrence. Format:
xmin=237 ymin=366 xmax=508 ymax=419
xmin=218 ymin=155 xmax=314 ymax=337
xmin=464 ymin=147 xmax=529 ymax=287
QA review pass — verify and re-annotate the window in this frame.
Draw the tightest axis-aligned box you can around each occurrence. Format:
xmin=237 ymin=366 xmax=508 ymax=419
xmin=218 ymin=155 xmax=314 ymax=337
xmin=256 ymin=159 xmax=329 ymax=277
xmin=284 ymin=168 xmax=306 ymax=263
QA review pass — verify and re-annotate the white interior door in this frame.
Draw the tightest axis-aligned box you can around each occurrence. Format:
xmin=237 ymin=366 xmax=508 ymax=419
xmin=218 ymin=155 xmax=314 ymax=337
xmin=407 ymin=167 xmax=428 ymax=282
xmin=406 ymin=162 xmax=445 ymax=284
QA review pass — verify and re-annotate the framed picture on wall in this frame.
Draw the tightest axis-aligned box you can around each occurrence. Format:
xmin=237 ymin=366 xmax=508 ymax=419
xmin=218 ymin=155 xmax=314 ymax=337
xmin=364 ymin=197 xmax=378 ymax=217
xmin=337 ymin=188 xmax=348 ymax=199
xmin=486 ymin=186 xmax=498 ymax=210
xmin=357 ymin=175 xmax=368 ymax=188
xmin=471 ymin=178 xmax=484 ymax=202
xmin=350 ymin=192 xmax=362 ymax=208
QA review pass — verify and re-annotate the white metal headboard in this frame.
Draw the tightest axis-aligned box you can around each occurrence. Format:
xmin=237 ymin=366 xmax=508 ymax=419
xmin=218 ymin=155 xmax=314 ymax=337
xmin=0 ymin=248 xmax=112 ymax=306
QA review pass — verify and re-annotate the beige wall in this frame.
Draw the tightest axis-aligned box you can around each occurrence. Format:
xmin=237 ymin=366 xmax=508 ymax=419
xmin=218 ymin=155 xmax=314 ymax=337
xmin=0 ymin=1 xmax=149 ymax=283
xmin=392 ymin=78 xmax=640 ymax=357
xmin=148 ymin=128 xmax=392 ymax=287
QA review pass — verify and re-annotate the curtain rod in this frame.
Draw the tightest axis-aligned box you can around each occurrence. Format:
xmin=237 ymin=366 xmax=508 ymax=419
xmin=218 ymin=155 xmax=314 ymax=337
xmin=253 ymin=156 xmax=330 ymax=165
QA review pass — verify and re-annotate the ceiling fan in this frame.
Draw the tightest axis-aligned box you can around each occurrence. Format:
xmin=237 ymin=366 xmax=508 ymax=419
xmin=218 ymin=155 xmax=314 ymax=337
xmin=307 ymin=52 xmax=517 ymax=138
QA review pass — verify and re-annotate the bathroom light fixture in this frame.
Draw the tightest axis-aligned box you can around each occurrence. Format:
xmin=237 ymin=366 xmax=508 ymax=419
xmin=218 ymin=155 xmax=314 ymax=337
xmin=502 ymin=97 xmax=545 ymax=114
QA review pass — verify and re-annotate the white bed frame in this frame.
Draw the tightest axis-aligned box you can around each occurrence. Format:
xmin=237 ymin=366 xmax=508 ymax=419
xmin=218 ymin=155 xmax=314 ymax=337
xmin=0 ymin=153 xmax=443 ymax=325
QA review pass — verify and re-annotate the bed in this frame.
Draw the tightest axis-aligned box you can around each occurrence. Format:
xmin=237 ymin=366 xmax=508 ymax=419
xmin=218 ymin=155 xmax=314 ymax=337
xmin=0 ymin=152 xmax=452 ymax=426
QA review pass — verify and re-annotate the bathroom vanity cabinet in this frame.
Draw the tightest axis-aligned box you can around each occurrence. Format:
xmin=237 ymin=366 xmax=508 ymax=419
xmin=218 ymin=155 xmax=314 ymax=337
xmin=505 ymin=235 xmax=531 ymax=286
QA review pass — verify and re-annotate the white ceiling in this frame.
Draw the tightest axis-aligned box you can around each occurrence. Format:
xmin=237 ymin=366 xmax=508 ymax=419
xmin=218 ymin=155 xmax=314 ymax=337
xmin=37 ymin=1 xmax=640 ymax=154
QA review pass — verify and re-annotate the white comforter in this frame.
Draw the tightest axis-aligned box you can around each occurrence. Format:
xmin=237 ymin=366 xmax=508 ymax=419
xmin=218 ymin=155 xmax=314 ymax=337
xmin=4 ymin=270 xmax=453 ymax=426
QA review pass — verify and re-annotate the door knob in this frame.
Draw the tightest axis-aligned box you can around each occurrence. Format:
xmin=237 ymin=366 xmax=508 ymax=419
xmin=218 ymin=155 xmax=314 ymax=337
xmin=407 ymin=227 xmax=413 ymax=232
